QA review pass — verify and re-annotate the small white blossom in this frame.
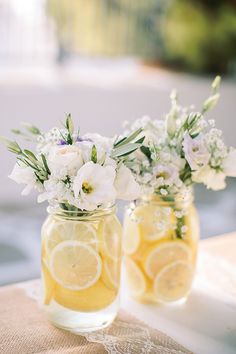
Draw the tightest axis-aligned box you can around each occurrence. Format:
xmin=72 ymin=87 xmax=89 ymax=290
xmin=183 ymin=133 xmax=210 ymax=170
xmin=160 ymin=188 xmax=168 ymax=196
xmin=181 ymin=225 xmax=188 ymax=233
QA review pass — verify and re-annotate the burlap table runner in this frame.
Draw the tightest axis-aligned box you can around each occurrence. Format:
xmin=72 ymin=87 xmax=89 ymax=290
xmin=0 ymin=281 xmax=193 ymax=354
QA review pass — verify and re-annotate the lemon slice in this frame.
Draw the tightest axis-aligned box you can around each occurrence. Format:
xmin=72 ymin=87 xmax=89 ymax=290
xmin=101 ymin=259 xmax=121 ymax=290
xmin=45 ymin=221 xmax=97 ymax=255
xmin=135 ymin=204 xmax=174 ymax=242
xmin=125 ymin=257 xmax=146 ymax=297
xmin=153 ymin=260 xmax=194 ymax=303
xmin=53 ymin=280 xmax=117 ymax=312
xmin=73 ymin=222 xmax=98 ymax=250
xmin=144 ymin=241 xmax=192 ymax=279
xmin=41 ymin=260 xmax=55 ymax=305
xmin=98 ymin=215 xmax=122 ymax=261
xmin=123 ymin=212 xmax=140 ymax=255
xmin=49 ymin=241 xmax=102 ymax=290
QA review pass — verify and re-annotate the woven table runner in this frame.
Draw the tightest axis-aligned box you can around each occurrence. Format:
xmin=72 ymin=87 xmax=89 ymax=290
xmin=0 ymin=281 xmax=193 ymax=354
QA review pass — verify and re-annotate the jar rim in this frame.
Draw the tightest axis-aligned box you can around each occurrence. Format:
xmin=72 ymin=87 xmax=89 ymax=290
xmin=47 ymin=203 xmax=116 ymax=221
xmin=139 ymin=187 xmax=194 ymax=205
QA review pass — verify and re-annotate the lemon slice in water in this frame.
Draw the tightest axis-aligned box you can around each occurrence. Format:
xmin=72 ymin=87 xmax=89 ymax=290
xmin=45 ymin=221 xmax=97 ymax=255
xmin=125 ymin=257 xmax=146 ymax=297
xmin=49 ymin=240 xmax=102 ymax=291
xmin=143 ymin=241 xmax=192 ymax=279
xmin=98 ymin=215 xmax=122 ymax=261
xmin=153 ymin=260 xmax=193 ymax=303
xmin=101 ymin=259 xmax=121 ymax=290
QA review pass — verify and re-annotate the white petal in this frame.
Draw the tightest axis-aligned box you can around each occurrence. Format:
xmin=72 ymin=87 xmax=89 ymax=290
xmin=115 ymin=164 xmax=141 ymax=200
xmin=223 ymin=149 xmax=236 ymax=177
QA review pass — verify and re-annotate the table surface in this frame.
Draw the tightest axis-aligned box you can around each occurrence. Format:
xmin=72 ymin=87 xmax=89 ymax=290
xmin=122 ymin=233 xmax=236 ymax=354
xmin=1 ymin=233 xmax=236 ymax=354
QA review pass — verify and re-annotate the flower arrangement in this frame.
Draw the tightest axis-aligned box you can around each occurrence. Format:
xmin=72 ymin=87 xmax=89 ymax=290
xmin=123 ymin=77 xmax=236 ymax=198
xmin=2 ymin=115 xmax=142 ymax=211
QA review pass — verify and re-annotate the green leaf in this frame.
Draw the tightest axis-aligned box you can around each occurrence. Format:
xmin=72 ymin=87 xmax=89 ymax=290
xmin=21 ymin=122 xmax=41 ymax=135
xmin=114 ymin=136 xmax=126 ymax=147
xmin=111 ymin=143 xmax=141 ymax=158
xmin=91 ymin=145 xmax=97 ymax=163
xmin=140 ymin=146 xmax=152 ymax=161
xmin=135 ymin=136 xmax=145 ymax=144
xmin=24 ymin=149 xmax=37 ymax=161
xmin=17 ymin=157 xmax=39 ymax=171
xmin=114 ymin=128 xmax=143 ymax=147
xmin=175 ymin=215 xmax=185 ymax=239
xmin=11 ymin=129 xmax=21 ymax=135
xmin=41 ymin=154 xmax=51 ymax=175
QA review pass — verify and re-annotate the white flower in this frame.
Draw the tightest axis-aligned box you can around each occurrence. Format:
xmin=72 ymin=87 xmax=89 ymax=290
xmin=47 ymin=145 xmax=83 ymax=177
xmin=9 ymin=163 xmax=38 ymax=195
xmin=73 ymin=161 xmax=117 ymax=210
xmin=183 ymin=133 xmax=210 ymax=170
xmin=153 ymin=164 xmax=179 ymax=186
xmin=114 ymin=164 xmax=141 ymax=200
xmin=192 ymin=165 xmax=226 ymax=191
xmin=222 ymin=148 xmax=236 ymax=177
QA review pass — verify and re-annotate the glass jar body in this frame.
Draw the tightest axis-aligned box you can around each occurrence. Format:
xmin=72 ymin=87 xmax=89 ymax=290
xmin=123 ymin=193 xmax=199 ymax=304
xmin=41 ymin=206 xmax=122 ymax=333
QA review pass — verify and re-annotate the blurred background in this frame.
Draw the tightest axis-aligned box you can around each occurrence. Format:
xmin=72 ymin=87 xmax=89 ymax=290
xmin=0 ymin=0 xmax=236 ymax=285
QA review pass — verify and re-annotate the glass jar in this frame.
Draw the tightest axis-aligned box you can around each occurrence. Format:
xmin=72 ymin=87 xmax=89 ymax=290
xmin=41 ymin=205 xmax=122 ymax=333
xmin=123 ymin=190 xmax=199 ymax=304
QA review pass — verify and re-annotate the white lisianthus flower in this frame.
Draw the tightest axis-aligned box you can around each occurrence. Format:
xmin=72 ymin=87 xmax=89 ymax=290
xmin=73 ymin=161 xmax=117 ymax=211
xmin=47 ymin=145 xmax=83 ymax=178
xmin=222 ymin=148 xmax=236 ymax=177
xmin=9 ymin=163 xmax=38 ymax=195
xmin=192 ymin=165 xmax=226 ymax=191
xmin=114 ymin=164 xmax=141 ymax=200
xmin=153 ymin=164 xmax=179 ymax=187
xmin=183 ymin=133 xmax=210 ymax=170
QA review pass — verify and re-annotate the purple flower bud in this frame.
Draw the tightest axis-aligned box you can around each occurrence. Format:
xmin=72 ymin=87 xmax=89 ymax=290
xmin=58 ymin=139 xmax=67 ymax=145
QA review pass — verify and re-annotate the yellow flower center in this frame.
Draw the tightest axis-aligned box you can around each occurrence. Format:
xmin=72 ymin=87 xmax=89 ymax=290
xmin=82 ymin=181 xmax=93 ymax=194
xmin=156 ymin=171 xmax=169 ymax=180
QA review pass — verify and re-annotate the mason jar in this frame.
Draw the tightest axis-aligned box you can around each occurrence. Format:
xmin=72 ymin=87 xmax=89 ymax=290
xmin=41 ymin=205 xmax=122 ymax=333
xmin=123 ymin=189 xmax=199 ymax=304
